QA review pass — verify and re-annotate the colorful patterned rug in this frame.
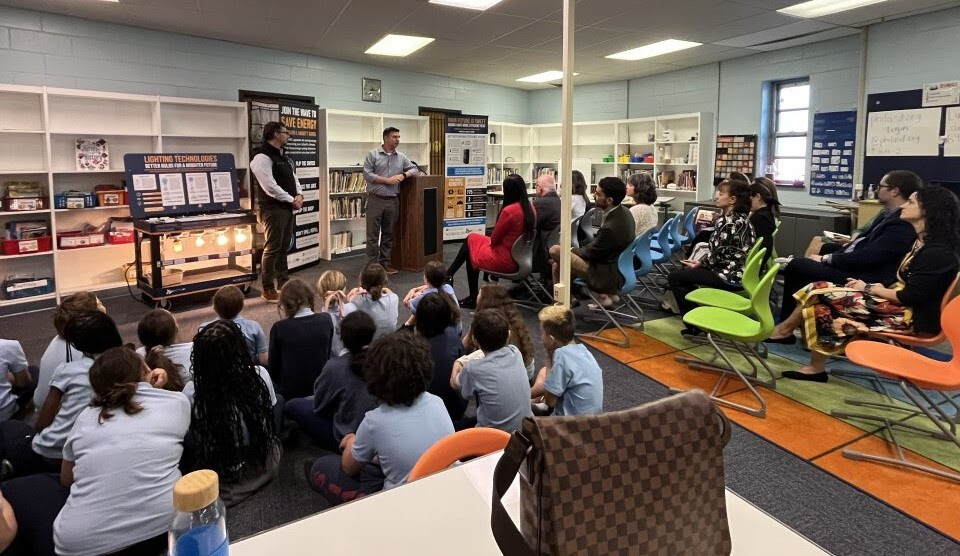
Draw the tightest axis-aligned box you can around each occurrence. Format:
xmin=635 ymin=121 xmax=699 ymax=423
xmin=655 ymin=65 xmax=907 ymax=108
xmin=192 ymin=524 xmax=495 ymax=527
xmin=581 ymin=316 xmax=960 ymax=541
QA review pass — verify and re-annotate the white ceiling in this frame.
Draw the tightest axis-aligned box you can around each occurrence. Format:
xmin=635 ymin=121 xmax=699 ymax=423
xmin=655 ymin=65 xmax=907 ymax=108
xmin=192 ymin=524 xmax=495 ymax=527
xmin=4 ymin=0 xmax=960 ymax=88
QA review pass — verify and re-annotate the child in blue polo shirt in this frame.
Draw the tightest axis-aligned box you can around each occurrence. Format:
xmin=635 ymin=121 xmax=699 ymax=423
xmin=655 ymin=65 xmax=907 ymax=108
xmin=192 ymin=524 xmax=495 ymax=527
xmin=530 ymin=305 xmax=603 ymax=416
xmin=200 ymin=285 xmax=268 ymax=365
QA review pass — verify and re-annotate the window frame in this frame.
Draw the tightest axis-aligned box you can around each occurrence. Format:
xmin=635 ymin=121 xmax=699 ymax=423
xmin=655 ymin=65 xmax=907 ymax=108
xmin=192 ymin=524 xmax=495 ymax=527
xmin=768 ymin=78 xmax=810 ymax=186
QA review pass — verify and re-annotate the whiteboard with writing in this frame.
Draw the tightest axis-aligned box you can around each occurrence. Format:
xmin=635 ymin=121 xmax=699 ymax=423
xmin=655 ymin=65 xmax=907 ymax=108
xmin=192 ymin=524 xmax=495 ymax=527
xmin=945 ymin=106 xmax=960 ymax=157
xmin=866 ymin=108 xmax=941 ymax=156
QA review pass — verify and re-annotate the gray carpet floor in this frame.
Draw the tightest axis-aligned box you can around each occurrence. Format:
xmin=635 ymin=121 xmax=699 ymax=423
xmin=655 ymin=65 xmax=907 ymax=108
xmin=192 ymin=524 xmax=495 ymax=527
xmin=1 ymin=243 xmax=958 ymax=554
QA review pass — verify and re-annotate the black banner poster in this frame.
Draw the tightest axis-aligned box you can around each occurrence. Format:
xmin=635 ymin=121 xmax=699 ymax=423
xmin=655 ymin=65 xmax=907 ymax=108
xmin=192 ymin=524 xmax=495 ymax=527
xmin=279 ymin=100 xmax=321 ymax=270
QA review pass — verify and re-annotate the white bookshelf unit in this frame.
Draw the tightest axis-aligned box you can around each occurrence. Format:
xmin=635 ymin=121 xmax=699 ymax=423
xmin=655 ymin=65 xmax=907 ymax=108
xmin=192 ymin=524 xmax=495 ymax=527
xmin=486 ymin=113 xmax=714 ymax=202
xmin=318 ymin=109 xmax=429 ymax=260
xmin=0 ymin=84 xmax=248 ymax=309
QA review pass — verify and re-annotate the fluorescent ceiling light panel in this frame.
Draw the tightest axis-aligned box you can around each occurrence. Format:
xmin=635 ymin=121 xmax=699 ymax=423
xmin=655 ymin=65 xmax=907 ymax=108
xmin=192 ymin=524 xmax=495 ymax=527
xmin=515 ymin=70 xmax=580 ymax=83
xmin=606 ymin=39 xmax=701 ymax=61
xmin=778 ymin=0 xmax=889 ymax=18
xmin=365 ymin=34 xmax=435 ymax=57
xmin=429 ymin=0 xmax=505 ymax=10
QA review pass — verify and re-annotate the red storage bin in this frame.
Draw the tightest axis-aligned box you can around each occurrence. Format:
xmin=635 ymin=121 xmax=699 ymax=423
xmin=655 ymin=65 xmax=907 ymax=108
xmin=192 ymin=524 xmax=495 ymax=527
xmin=1 ymin=235 xmax=53 ymax=255
xmin=108 ymin=229 xmax=134 ymax=244
xmin=2 ymin=197 xmax=48 ymax=212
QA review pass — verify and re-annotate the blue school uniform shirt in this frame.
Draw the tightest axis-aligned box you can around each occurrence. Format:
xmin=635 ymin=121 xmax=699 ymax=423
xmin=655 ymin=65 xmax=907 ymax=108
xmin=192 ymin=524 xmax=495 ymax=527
xmin=0 ymin=339 xmax=28 ymax=421
xmin=459 ymin=345 xmax=532 ymax=432
xmin=544 ymin=343 xmax=603 ymax=416
xmin=200 ymin=315 xmax=267 ymax=361
xmin=351 ymin=392 xmax=453 ymax=489
xmin=409 ymin=284 xmax=456 ymax=312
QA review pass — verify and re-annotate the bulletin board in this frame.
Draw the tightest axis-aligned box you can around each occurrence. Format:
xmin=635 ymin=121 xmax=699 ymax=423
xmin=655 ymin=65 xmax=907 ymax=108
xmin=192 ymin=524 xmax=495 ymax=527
xmin=124 ymin=153 xmax=239 ymax=219
xmin=863 ymin=89 xmax=960 ymax=187
xmin=713 ymin=134 xmax=757 ymax=185
xmin=809 ymin=111 xmax=856 ymax=198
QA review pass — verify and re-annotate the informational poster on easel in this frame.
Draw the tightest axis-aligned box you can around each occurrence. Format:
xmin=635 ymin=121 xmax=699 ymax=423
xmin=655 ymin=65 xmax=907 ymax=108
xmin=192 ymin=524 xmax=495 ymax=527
xmin=124 ymin=153 xmax=239 ymax=218
xmin=809 ymin=111 xmax=857 ymax=198
xmin=443 ymin=115 xmax=488 ymax=240
xmin=279 ymin=100 xmax=320 ymax=270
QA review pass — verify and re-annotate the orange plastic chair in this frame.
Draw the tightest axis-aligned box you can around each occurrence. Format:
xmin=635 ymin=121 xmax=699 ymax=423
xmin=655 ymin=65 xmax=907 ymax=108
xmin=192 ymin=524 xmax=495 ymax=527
xmin=840 ymin=296 xmax=960 ymax=482
xmin=869 ymin=272 xmax=960 ymax=348
xmin=407 ymin=428 xmax=510 ymax=482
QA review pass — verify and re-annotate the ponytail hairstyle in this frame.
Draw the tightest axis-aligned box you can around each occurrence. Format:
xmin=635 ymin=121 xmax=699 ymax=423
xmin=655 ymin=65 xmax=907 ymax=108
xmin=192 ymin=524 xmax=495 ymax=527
xmin=89 ymin=347 xmax=144 ymax=423
xmin=318 ymin=270 xmax=348 ymax=296
xmin=278 ymin=278 xmax=315 ymax=319
xmin=144 ymin=346 xmax=186 ymax=392
xmin=340 ymin=311 xmax=377 ymax=379
xmin=750 ymin=177 xmax=781 ymax=217
xmin=360 ymin=263 xmax=388 ymax=302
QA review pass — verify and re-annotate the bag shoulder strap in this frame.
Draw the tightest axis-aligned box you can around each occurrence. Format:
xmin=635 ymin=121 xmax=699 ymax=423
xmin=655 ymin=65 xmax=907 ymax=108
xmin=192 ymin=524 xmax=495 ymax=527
xmin=491 ymin=431 xmax=536 ymax=556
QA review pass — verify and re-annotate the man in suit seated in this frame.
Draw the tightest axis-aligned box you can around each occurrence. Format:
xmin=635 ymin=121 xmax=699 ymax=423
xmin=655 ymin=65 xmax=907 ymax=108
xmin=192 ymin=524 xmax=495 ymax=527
xmin=778 ymin=170 xmax=921 ymax=322
xmin=549 ymin=177 xmax=636 ymax=307
xmin=532 ymin=174 xmax=561 ymax=286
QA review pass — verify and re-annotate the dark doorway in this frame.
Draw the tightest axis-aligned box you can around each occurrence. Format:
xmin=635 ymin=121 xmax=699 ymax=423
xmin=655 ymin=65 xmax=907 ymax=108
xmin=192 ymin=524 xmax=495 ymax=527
xmin=419 ymin=107 xmax=461 ymax=176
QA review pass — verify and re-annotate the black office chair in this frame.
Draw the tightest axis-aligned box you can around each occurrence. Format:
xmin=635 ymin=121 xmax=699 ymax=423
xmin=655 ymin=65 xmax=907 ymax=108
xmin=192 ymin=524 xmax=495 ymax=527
xmin=484 ymin=235 xmax=552 ymax=309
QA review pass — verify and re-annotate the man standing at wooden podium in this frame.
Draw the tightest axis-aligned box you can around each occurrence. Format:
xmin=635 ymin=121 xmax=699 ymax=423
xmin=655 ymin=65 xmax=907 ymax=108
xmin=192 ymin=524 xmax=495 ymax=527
xmin=363 ymin=127 xmax=421 ymax=274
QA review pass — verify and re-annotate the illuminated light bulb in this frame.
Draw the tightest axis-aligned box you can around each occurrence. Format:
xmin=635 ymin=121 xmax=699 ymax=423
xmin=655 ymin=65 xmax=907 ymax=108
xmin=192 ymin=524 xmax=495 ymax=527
xmin=216 ymin=231 xmax=228 ymax=246
xmin=172 ymin=238 xmax=183 ymax=253
xmin=194 ymin=234 xmax=205 ymax=248
xmin=234 ymin=228 xmax=248 ymax=243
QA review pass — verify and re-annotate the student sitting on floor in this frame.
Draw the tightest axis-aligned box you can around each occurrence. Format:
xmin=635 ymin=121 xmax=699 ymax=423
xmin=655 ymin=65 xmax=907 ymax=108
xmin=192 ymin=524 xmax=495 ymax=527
xmin=402 ymin=261 xmax=457 ymax=328
xmin=200 ymin=285 xmax=268 ymax=366
xmin=36 ymin=292 xmax=103 ymax=410
xmin=464 ymin=284 xmax=535 ymax=382
xmin=2 ymin=347 xmax=189 ymax=556
xmin=414 ymin=293 xmax=467 ymax=421
xmin=450 ymin=310 xmax=532 ymax=432
xmin=136 ymin=308 xmax=194 ymax=383
xmin=268 ymin=279 xmax=333 ymax=399
xmin=184 ymin=320 xmax=280 ymax=507
xmin=307 ymin=331 xmax=454 ymax=505
xmin=0 ymin=312 xmax=122 ymax=479
xmin=284 ymin=311 xmax=379 ymax=452
xmin=344 ymin=264 xmax=400 ymax=340
xmin=0 ymin=339 xmax=31 ymax=421
xmin=318 ymin=270 xmax=349 ymax=357
xmin=530 ymin=306 xmax=603 ymax=416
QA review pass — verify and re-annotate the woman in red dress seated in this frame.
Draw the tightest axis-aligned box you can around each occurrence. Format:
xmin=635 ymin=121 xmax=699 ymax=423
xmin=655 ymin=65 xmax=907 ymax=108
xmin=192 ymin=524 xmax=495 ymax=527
xmin=446 ymin=174 xmax=536 ymax=309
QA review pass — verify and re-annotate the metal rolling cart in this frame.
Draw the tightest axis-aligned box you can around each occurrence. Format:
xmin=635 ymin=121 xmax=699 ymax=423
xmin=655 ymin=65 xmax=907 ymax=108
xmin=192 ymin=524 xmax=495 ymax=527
xmin=124 ymin=153 xmax=258 ymax=309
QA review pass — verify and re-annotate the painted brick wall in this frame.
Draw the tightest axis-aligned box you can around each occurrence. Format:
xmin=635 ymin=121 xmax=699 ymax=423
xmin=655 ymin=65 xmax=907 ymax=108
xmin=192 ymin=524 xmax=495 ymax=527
xmin=866 ymin=6 xmax=960 ymax=94
xmin=627 ymin=64 xmax=720 ymax=120
xmin=0 ymin=6 xmax=529 ymax=122
xmin=526 ymin=81 xmax=629 ymax=124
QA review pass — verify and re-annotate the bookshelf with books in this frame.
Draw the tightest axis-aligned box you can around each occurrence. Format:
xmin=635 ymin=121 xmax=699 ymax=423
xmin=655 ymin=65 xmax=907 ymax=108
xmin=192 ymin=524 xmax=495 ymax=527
xmin=318 ymin=109 xmax=429 ymax=259
xmin=0 ymin=84 xmax=249 ymax=310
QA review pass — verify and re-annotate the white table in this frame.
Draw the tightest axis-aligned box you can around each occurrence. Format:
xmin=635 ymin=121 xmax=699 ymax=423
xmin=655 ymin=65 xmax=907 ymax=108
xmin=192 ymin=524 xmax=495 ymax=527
xmin=232 ymin=453 xmax=830 ymax=555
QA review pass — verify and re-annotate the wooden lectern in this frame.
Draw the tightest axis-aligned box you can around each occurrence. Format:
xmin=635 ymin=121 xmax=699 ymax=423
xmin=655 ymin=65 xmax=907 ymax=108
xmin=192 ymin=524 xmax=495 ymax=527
xmin=391 ymin=175 xmax=444 ymax=271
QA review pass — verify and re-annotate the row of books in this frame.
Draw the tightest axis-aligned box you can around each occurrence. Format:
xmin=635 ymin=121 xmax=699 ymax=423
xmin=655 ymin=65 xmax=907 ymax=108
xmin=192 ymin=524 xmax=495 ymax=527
xmin=533 ymin=167 xmax=557 ymax=181
xmin=657 ymin=170 xmax=697 ymax=191
xmin=329 ymin=171 xmax=366 ymax=193
xmin=618 ymin=169 xmax=653 ymax=182
xmin=332 ymin=197 xmax=365 ymax=220
xmin=331 ymin=231 xmax=362 ymax=254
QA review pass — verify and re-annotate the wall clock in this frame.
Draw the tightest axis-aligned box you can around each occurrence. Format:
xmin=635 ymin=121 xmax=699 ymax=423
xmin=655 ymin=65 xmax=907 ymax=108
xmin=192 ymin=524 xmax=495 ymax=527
xmin=362 ymin=78 xmax=382 ymax=103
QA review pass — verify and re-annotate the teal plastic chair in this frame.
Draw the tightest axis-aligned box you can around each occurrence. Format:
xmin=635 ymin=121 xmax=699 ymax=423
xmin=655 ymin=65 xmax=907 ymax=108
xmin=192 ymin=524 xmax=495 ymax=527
xmin=681 ymin=207 xmax=698 ymax=243
xmin=632 ymin=228 xmax=659 ymax=298
xmin=674 ymin=263 xmax=781 ymax=418
xmin=684 ymin=242 xmax=767 ymax=315
xmin=575 ymin=235 xmax=645 ymax=348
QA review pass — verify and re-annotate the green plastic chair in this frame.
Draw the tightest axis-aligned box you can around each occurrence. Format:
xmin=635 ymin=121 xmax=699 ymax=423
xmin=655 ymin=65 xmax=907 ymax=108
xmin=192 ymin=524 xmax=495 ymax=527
xmin=674 ymin=262 xmax=781 ymax=418
xmin=684 ymin=245 xmax=766 ymax=314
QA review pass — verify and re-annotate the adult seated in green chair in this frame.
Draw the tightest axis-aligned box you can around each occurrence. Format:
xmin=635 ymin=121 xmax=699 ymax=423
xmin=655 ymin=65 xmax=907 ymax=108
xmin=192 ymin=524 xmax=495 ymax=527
xmin=684 ymin=244 xmax=766 ymax=315
xmin=749 ymin=180 xmax=780 ymax=272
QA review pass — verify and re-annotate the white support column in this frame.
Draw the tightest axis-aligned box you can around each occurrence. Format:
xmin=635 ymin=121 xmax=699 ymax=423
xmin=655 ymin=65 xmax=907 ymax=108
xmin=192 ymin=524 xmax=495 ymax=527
xmin=557 ymin=0 xmax=574 ymax=307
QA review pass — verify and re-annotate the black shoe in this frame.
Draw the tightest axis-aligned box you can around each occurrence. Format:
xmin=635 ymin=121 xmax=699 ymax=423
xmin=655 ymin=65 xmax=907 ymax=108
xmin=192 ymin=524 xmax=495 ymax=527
xmin=781 ymin=370 xmax=828 ymax=383
xmin=764 ymin=334 xmax=797 ymax=345
xmin=459 ymin=296 xmax=477 ymax=309
xmin=680 ymin=327 xmax=704 ymax=337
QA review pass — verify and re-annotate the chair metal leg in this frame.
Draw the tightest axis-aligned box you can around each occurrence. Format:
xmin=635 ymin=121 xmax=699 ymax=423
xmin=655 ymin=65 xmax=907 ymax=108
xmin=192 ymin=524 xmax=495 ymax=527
xmin=674 ymin=333 xmax=769 ymax=418
xmin=842 ymin=380 xmax=960 ymax=483
xmin=576 ymin=289 xmax=630 ymax=348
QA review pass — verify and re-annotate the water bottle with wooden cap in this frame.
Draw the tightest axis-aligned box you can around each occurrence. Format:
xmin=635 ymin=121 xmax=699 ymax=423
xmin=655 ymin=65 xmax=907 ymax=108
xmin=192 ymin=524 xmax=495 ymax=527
xmin=169 ymin=470 xmax=229 ymax=556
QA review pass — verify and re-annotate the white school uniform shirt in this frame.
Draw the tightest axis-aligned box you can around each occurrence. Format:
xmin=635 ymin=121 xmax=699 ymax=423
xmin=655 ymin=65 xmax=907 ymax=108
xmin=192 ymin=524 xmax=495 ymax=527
xmin=136 ymin=342 xmax=194 ymax=381
xmin=0 ymin=339 xmax=28 ymax=421
xmin=32 ymin=355 xmax=95 ymax=459
xmin=54 ymin=384 xmax=190 ymax=556
xmin=36 ymin=336 xmax=82 ymax=409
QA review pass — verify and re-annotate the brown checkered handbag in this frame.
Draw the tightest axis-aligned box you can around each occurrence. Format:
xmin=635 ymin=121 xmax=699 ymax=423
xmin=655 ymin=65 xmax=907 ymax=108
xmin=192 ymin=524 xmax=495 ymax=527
xmin=491 ymin=390 xmax=732 ymax=555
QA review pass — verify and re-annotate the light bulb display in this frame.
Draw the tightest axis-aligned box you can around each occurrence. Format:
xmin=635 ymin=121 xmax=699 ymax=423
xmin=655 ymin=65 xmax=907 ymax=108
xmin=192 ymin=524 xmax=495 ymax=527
xmin=194 ymin=234 xmax=205 ymax=247
xmin=216 ymin=231 xmax=228 ymax=246
xmin=172 ymin=238 xmax=183 ymax=253
xmin=234 ymin=228 xmax=248 ymax=243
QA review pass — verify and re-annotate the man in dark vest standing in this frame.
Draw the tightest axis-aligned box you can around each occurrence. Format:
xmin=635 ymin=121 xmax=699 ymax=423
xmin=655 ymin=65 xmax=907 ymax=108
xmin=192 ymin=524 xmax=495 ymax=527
xmin=251 ymin=121 xmax=303 ymax=302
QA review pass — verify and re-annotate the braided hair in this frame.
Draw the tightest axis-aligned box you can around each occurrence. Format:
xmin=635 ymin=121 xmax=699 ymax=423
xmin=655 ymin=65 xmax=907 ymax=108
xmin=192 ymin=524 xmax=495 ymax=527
xmin=191 ymin=320 xmax=277 ymax=481
xmin=89 ymin=347 xmax=143 ymax=424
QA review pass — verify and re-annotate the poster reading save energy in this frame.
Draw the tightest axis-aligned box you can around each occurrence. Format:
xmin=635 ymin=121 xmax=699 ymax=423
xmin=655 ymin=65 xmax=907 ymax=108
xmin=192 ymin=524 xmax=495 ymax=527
xmin=443 ymin=115 xmax=488 ymax=240
xmin=279 ymin=100 xmax=321 ymax=270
